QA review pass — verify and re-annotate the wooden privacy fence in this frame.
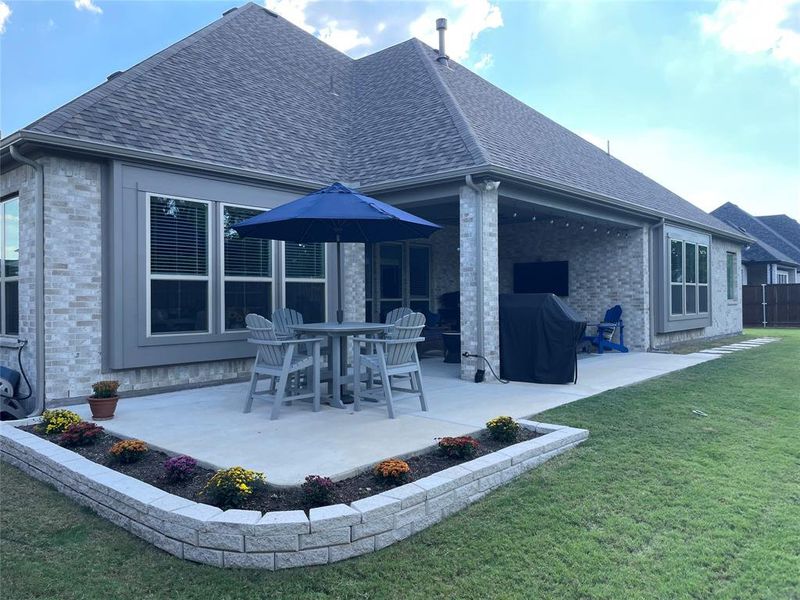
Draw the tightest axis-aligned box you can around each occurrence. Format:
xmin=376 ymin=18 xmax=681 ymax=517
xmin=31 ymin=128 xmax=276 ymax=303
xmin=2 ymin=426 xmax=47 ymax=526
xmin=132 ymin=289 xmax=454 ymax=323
xmin=742 ymin=284 xmax=800 ymax=327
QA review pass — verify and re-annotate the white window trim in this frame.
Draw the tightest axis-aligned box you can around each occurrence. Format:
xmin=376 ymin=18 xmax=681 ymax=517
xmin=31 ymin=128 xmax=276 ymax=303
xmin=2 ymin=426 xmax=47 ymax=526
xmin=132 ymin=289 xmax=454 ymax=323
xmin=145 ymin=193 xmax=213 ymax=338
xmin=669 ymin=239 xmax=710 ymax=317
xmin=1 ymin=196 xmax=20 ymax=337
xmin=219 ymin=202 xmax=275 ymax=333
xmin=283 ymin=241 xmax=328 ymax=322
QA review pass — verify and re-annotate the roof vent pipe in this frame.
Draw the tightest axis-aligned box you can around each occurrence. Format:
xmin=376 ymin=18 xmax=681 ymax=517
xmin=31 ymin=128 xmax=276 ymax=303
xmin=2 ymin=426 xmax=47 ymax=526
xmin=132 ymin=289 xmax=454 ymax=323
xmin=436 ymin=18 xmax=448 ymax=63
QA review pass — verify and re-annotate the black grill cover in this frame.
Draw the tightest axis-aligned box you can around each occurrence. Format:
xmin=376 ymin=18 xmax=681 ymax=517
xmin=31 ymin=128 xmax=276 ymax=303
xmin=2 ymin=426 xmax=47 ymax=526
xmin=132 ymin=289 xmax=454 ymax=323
xmin=499 ymin=294 xmax=587 ymax=384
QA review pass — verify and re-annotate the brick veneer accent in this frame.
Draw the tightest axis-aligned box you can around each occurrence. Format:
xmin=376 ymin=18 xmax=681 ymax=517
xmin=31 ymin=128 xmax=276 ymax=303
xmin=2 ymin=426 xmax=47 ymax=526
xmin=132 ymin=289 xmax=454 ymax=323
xmin=0 ymin=419 xmax=588 ymax=569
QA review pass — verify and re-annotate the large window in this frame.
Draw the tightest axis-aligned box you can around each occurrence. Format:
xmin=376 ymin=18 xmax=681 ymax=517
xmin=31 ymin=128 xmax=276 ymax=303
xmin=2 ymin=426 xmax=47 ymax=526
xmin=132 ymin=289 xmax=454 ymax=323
xmin=222 ymin=205 xmax=273 ymax=331
xmin=284 ymin=242 xmax=326 ymax=322
xmin=1 ymin=197 xmax=19 ymax=336
xmin=727 ymin=252 xmax=736 ymax=300
xmin=670 ymin=238 xmax=709 ymax=316
xmin=366 ymin=242 xmax=431 ymax=322
xmin=147 ymin=195 xmax=211 ymax=335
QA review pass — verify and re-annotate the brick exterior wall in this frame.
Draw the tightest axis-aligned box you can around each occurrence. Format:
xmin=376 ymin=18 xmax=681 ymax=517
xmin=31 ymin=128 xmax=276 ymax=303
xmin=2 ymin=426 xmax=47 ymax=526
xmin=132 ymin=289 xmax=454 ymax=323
xmin=458 ymin=183 xmax=500 ymax=380
xmin=652 ymin=237 xmax=743 ymax=347
xmin=0 ymin=165 xmax=38 ymax=400
xmin=498 ymin=220 xmax=650 ymax=351
xmin=1 ymin=156 xmax=362 ymax=401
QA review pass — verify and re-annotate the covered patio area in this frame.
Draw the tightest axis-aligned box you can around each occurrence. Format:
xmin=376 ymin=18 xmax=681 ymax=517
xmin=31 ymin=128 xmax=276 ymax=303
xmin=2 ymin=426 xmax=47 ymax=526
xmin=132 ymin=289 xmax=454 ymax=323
xmin=70 ymin=351 xmax=716 ymax=486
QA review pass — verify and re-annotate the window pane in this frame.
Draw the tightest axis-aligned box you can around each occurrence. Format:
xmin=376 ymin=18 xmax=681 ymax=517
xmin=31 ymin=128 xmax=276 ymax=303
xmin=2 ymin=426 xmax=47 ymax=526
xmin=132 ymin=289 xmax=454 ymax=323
xmin=150 ymin=196 xmax=208 ymax=275
xmin=685 ymin=284 xmax=696 ymax=314
xmin=726 ymin=253 xmax=735 ymax=300
xmin=685 ymin=243 xmax=696 ymax=283
xmin=223 ymin=206 xmax=271 ymax=277
xmin=365 ymin=300 xmax=374 ymax=323
xmin=379 ymin=300 xmax=402 ymax=323
xmin=409 ymin=246 xmax=430 ymax=297
xmin=225 ymin=281 xmax=271 ymax=330
xmin=5 ymin=281 xmax=18 ymax=335
xmin=699 ymin=286 xmax=708 ymax=313
xmin=671 ymin=284 xmax=682 ymax=315
xmin=4 ymin=198 xmax=19 ymax=278
xmin=285 ymin=243 xmax=325 ymax=279
xmin=285 ymin=282 xmax=325 ymax=322
xmin=410 ymin=300 xmax=430 ymax=316
xmin=151 ymin=280 xmax=208 ymax=334
xmin=698 ymin=246 xmax=708 ymax=284
xmin=379 ymin=244 xmax=402 ymax=298
xmin=670 ymin=240 xmax=683 ymax=283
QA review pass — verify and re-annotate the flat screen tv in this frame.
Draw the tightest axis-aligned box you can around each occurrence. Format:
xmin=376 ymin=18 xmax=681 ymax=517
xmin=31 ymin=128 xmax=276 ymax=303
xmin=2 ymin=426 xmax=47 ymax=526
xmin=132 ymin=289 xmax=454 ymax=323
xmin=513 ymin=261 xmax=569 ymax=296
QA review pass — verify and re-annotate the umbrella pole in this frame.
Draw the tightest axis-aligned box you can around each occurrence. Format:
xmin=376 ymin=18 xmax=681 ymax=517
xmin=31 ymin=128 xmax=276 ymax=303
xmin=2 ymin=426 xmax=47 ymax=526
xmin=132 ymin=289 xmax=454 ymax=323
xmin=336 ymin=237 xmax=344 ymax=324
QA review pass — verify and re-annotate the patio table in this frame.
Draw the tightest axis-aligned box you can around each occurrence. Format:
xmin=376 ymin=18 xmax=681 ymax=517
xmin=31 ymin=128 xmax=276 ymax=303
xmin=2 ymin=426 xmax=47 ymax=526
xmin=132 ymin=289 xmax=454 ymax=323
xmin=289 ymin=322 xmax=390 ymax=408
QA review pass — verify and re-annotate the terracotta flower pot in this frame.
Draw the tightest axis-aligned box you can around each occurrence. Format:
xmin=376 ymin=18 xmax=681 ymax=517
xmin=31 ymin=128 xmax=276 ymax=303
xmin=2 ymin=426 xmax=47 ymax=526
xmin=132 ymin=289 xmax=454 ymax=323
xmin=88 ymin=396 xmax=118 ymax=420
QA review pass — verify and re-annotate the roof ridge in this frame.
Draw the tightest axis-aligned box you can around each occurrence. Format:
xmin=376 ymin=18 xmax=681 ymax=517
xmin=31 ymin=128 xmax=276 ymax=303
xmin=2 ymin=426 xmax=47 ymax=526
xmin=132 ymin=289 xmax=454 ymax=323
xmin=715 ymin=203 xmax=799 ymax=262
xmin=27 ymin=2 xmax=258 ymax=134
xmin=409 ymin=39 xmax=490 ymax=167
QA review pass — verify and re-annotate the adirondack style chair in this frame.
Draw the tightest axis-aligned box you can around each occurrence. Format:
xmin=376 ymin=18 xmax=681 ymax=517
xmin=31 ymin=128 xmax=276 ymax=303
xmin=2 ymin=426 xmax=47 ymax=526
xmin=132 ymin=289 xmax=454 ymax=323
xmin=582 ymin=305 xmax=629 ymax=354
xmin=385 ymin=307 xmax=413 ymax=327
xmin=272 ymin=308 xmax=304 ymax=340
xmin=352 ymin=312 xmax=428 ymax=419
xmin=244 ymin=314 xmax=322 ymax=420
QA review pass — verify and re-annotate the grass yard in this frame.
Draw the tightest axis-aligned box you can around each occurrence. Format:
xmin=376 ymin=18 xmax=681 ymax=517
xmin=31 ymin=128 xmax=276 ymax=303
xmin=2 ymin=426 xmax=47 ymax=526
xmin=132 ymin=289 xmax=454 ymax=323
xmin=1 ymin=329 xmax=798 ymax=599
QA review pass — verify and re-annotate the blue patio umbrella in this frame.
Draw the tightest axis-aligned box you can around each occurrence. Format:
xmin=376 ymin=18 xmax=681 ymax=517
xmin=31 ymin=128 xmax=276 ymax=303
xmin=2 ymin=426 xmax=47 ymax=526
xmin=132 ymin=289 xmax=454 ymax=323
xmin=233 ymin=182 xmax=442 ymax=323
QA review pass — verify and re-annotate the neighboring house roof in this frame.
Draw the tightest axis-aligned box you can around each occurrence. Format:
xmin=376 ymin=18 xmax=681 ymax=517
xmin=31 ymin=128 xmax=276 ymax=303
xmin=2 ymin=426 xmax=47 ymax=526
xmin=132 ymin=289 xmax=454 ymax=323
xmin=711 ymin=202 xmax=800 ymax=266
xmin=757 ymin=215 xmax=800 ymax=256
xmin=3 ymin=2 xmax=744 ymax=239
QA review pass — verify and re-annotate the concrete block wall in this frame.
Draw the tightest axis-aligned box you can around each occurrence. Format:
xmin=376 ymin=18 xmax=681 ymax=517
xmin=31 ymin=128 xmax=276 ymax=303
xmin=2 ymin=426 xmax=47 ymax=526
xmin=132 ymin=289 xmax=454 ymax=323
xmin=0 ymin=419 xmax=588 ymax=569
xmin=498 ymin=220 xmax=650 ymax=351
xmin=653 ymin=237 xmax=743 ymax=347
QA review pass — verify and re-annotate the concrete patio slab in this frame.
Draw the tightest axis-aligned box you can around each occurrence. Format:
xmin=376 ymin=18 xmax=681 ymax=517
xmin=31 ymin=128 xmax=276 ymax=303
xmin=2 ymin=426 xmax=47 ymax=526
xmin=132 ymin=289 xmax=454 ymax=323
xmin=70 ymin=351 xmax=717 ymax=485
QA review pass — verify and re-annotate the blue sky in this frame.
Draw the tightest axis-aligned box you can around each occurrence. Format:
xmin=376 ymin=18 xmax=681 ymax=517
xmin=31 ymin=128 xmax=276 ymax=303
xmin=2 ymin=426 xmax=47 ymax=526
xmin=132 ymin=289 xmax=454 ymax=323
xmin=1 ymin=0 xmax=798 ymax=219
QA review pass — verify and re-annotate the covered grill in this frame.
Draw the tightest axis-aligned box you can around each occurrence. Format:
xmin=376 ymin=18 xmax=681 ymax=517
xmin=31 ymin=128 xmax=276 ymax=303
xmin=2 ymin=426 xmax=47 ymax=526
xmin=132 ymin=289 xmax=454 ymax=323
xmin=499 ymin=294 xmax=587 ymax=384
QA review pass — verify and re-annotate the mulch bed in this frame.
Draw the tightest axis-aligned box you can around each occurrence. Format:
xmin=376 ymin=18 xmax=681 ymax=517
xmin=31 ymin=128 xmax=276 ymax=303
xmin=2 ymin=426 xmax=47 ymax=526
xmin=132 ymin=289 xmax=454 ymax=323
xmin=22 ymin=424 xmax=539 ymax=514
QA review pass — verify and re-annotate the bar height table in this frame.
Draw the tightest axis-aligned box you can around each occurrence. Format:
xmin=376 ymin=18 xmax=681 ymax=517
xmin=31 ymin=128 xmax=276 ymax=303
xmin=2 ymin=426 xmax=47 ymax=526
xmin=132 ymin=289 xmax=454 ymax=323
xmin=289 ymin=322 xmax=390 ymax=408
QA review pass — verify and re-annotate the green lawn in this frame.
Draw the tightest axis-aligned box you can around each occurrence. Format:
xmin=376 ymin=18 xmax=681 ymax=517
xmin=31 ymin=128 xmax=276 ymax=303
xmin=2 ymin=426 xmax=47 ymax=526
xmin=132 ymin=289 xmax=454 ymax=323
xmin=1 ymin=329 xmax=798 ymax=600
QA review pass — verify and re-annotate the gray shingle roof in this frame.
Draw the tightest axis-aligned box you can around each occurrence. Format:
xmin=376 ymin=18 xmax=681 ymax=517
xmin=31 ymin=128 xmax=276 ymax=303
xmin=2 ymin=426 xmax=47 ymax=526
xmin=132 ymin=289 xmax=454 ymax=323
xmin=757 ymin=215 xmax=800 ymax=260
xmin=711 ymin=203 xmax=800 ymax=265
xmin=12 ymin=2 xmax=742 ymax=238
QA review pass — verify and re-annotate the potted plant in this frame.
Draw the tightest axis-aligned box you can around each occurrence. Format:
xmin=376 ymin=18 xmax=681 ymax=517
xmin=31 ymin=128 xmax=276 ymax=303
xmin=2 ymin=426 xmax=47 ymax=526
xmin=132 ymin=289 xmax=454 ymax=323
xmin=88 ymin=380 xmax=120 ymax=420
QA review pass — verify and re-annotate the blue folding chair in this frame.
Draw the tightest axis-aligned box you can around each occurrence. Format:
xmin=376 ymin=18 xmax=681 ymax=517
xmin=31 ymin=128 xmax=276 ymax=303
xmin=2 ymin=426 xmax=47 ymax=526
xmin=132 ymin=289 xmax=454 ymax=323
xmin=583 ymin=305 xmax=629 ymax=354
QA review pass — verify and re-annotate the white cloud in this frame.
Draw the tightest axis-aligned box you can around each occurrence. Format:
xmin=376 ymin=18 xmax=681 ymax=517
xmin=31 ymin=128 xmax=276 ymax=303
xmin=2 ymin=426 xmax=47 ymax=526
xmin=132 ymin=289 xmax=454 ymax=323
xmin=0 ymin=1 xmax=11 ymax=34
xmin=264 ymin=0 xmax=370 ymax=53
xmin=377 ymin=22 xmax=386 ymax=33
xmin=318 ymin=20 xmax=370 ymax=53
xmin=699 ymin=0 xmax=800 ymax=65
xmin=472 ymin=53 xmax=494 ymax=71
xmin=409 ymin=0 xmax=503 ymax=62
xmin=74 ymin=0 xmax=102 ymax=15
xmin=265 ymin=0 xmax=314 ymax=33
xmin=579 ymin=128 xmax=800 ymax=220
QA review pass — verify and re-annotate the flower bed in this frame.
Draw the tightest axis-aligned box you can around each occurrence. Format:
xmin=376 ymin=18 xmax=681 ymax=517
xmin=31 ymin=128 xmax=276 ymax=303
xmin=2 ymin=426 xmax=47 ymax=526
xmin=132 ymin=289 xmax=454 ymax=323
xmin=19 ymin=423 xmax=538 ymax=512
xmin=1 ymin=417 xmax=588 ymax=570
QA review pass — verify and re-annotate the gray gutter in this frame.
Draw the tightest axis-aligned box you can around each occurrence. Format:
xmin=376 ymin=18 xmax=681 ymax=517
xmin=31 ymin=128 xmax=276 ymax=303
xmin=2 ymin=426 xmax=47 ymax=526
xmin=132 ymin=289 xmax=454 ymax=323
xmin=362 ymin=164 xmax=753 ymax=245
xmin=2 ymin=130 xmax=753 ymax=245
xmin=8 ymin=145 xmax=45 ymax=416
xmin=1 ymin=130 xmax=323 ymax=192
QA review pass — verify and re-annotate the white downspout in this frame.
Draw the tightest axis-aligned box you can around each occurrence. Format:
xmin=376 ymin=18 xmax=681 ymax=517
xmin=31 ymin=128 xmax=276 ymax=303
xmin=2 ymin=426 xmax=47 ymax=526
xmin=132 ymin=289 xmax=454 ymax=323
xmin=8 ymin=145 xmax=46 ymax=416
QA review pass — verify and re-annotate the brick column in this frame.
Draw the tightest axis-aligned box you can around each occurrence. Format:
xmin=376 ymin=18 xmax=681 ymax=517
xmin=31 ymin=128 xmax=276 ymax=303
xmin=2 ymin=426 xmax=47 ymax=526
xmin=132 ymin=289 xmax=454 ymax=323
xmin=342 ymin=242 xmax=365 ymax=322
xmin=459 ymin=180 xmax=500 ymax=381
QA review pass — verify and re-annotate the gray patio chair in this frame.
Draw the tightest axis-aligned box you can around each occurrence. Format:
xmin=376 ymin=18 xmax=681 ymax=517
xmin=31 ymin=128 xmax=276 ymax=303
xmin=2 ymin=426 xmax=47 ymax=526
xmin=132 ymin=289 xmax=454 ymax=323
xmin=385 ymin=307 xmax=412 ymax=327
xmin=272 ymin=308 xmax=304 ymax=340
xmin=244 ymin=313 xmax=322 ymax=420
xmin=352 ymin=312 xmax=428 ymax=419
